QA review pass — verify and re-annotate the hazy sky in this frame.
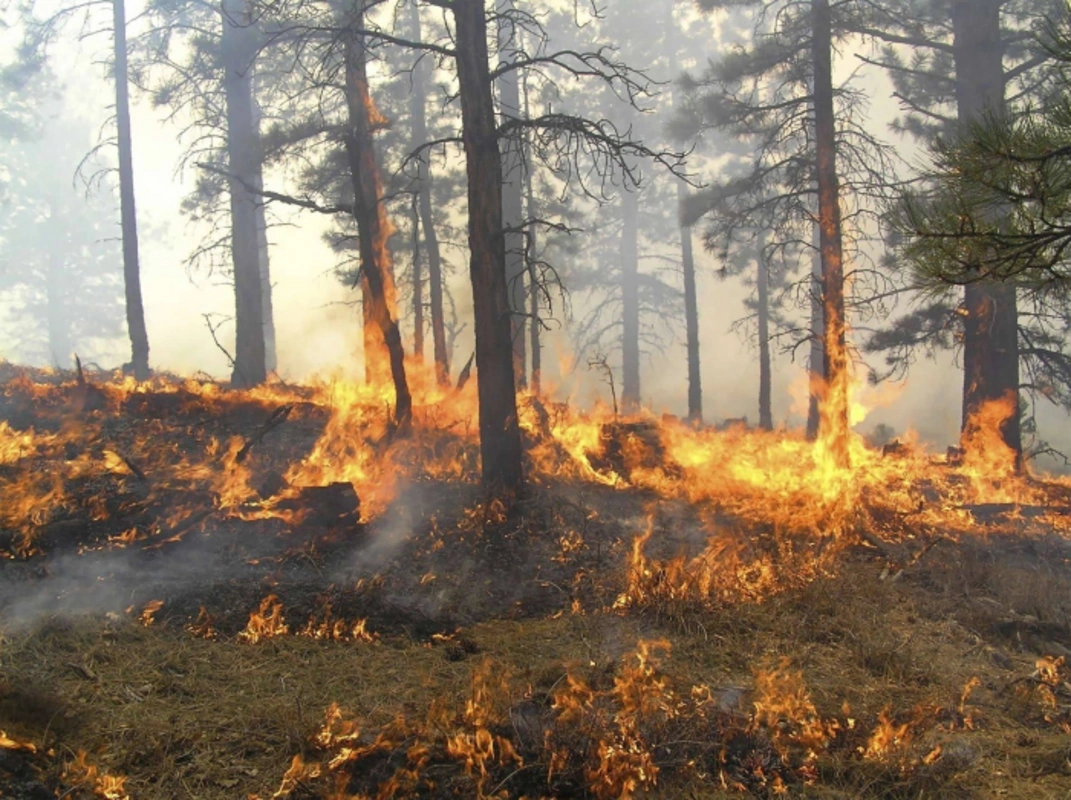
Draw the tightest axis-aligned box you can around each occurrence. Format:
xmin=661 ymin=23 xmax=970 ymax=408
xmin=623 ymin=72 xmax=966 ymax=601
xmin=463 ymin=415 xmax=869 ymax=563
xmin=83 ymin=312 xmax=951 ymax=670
xmin=2 ymin=2 xmax=1068 ymax=467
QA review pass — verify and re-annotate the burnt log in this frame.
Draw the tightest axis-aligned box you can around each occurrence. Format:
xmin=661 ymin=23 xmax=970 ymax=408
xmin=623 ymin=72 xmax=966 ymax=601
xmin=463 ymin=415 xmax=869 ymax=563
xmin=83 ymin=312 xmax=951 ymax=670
xmin=881 ymin=440 xmax=907 ymax=458
xmin=716 ymin=416 xmax=749 ymax=432
xmin=275 ymin=482 xmax=360 ymax=527
xmin=586 ymin=421 xmax=670 ymax=479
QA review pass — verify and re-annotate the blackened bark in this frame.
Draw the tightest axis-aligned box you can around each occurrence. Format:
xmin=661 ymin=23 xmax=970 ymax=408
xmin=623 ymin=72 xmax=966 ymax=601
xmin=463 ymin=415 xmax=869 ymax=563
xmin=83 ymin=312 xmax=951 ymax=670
xmin=344 ymin=6 xmax=412 ymax=425
xmin=757 ymin=235 xmax=772 ymax=431
xmin=454 ymin=0 xmax=523 ymax=491
xmin=806 ymin=238 xmax=823 ymax=440
xmin=951 ymin=0 xmax=1021 ymax=464
xmin=222 ymin=0 xmax=267 ymax=388
xmin=251 ymin=75 xmax=277 ymax=373
xmin=813 ymin=0 xmax=850 ymax=466
xmin=113 ymin=0 xmax=150 ymax=380
xmin=408 ymin=2 xmax=449 ymax=384
xmin=678 ymin=182 xmax=701 ymax=423
xmin=523 ymin=65 xmax=540 ymax=395
xmin=411 ymin=194 xmax=424 ymax=359
xmin=496 ymin=5 xmax=527 ymax=388
xmin=621 ymin=187 xmax=641 ymax=411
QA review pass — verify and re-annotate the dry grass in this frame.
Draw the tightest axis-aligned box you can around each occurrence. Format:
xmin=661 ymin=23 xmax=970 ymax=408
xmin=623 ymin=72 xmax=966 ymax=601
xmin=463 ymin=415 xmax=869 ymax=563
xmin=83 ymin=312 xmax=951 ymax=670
xmin=1 ymin=555 xmax=1070 ymax=799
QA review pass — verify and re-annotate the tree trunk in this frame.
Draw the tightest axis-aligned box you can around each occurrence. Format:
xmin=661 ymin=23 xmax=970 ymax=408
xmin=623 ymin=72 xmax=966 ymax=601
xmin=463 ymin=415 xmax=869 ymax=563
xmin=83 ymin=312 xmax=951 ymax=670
xmin=951 ymin=0 xmax=1022 ymax=464
xmin=344 ymin=5 xmax=412 ymax=425
xmin=454 ymin=0 xmax=524 ymax=492
xmin=806 ymin=235 xmax=823 ymax=439
xmin=812 ymin=0 xmax=850 ymax=466
xmin=757 ymin=234 xmax=773 ymax=431
xmin=113 ymin=0 xmax=150 ymax=380
xmin=523 ymin=62 xmax=540 ymax=395
xmin=411 ymin=193 xmax=424 ymax=359
xmin=496 ymin=3 xmax=527 ymax=389
xmin=408 ymin=2 xmax=449 ymax=384
xmin=46 ymin=251 xmax=72 ymax=369
xmin=222 ymin=0 xmax=267 ymax=388
xmin=678 ymin=182 xmax=701 ymax=423
xmin=251 ymin=72 xmax=277 ymax=373
xmin=621 ymin=187 xmax=641 ymax=411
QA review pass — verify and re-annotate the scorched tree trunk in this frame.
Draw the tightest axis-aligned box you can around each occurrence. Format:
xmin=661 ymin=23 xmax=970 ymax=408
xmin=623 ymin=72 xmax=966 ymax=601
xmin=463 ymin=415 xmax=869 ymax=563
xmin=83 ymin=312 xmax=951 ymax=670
xmin=813 ymin=0 xmax=850 ymax=466
xmin=951 ymin=0 xmax=1022 ymax=465
xmin=454 ymin=0 xmax=524 ymax=492
xmin=113 ymin=0 xmax=150 ymax=381
xmin=222 ymin=0 xmax=267 ymax=388
xmin=343 ymin=6 xmax=412 ymax=426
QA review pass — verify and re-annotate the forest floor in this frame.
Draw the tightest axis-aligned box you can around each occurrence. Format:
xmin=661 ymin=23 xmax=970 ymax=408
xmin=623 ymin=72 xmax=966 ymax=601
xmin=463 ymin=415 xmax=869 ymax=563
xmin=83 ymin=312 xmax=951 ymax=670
xmin=2 ymin=365 xmax=1071 ymax=799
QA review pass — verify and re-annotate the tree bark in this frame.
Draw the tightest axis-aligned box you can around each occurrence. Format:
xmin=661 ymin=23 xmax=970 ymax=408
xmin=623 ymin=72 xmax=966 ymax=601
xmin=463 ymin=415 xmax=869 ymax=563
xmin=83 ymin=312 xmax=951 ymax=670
xmin=343 ymin=4 xmax=412 ymax=425
xmin=113 ymin=0 xmax=150 ymax=380
xmin=46 ymin=251 xmax=72 ymax=369
xmin=222 ymin=0 xmax=267 ymax=388
xmin=454 ymin=0 xmax=524 ymax=492
xmin=806 ymin=234 xmax=823 ymax=439
xmin=250 ymin=72 xmax=277 ymax=373
xmin=621 ymin=187 xmax=641 ymax=411
xmin=411 ymin=193 xmax=424 ymax=359
xmin=951 ymin=0 xmax=1022 ymax=464
xmin=523 ymin=62 xmax=540 ymax=395
xmin=408 ymin=2 xmax=449 ymax=384
xmin=812 ymin=0 xmax=850 ymax=466
xmin=678 ymin=182 xmax=701 ymax=423
xmin=757 ymin=234 xmax=772 ymax=431
xmin=496 ymin=3 xmax=527 ymax=389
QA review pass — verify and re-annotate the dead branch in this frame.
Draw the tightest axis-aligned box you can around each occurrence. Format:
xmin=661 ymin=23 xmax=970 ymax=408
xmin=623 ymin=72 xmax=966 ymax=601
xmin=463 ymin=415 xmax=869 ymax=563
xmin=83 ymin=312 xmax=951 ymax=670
xmin=236 ymin=405 xmax=294 ymax=463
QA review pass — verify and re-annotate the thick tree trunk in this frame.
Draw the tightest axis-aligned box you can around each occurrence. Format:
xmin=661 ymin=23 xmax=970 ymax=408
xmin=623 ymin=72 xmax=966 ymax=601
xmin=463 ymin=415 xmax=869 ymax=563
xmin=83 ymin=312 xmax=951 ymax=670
xmin=812 ymin=0 xmax=850 ymax=466
xmin=757 ymin=235 xmax=773 ymax=431
xmin=250 ymin=74 xmax=277 ymax=373
xmin=344 ymin=7 xmax=412 ymax=425
xmin=222 ymin=0 xmax=267 ymax=388
xmin=454 ymin=0 xmax=524 ymax=492
xmin=496 ymin=4 xmax=527 ymax=388
xmin=621 ymin=187 xmax=641 ymax=411
xmin=113 ymin=0 xmax=150 ymax=380
xmin=408 ymin=2 xmax=449 ymax=384
xmin=806 ymin=236 xmax=823 ymax=439
xmin=46 ymin=252 xmax=72 ymax=369
xmin=951 ymin=0 xmax=1021 ymax=464
xmin=523 ymin=67 xmax=540 ymax=395
xmin=678 ymin=182 xmax=701 ymax=423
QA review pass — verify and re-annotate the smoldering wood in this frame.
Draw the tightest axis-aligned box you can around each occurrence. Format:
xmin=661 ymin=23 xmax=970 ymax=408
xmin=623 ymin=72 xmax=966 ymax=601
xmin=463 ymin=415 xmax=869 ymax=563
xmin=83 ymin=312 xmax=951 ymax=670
xmin=236 ymin=404 xmax=294 ymax=463
xmin=274 ymin=483 xmax=361 ymax=528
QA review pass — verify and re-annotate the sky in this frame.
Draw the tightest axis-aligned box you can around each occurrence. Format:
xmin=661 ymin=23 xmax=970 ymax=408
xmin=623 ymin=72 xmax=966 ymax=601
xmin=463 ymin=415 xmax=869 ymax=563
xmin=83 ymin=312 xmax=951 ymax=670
xmin=1 ymin=1 xmax=1068 ymax=469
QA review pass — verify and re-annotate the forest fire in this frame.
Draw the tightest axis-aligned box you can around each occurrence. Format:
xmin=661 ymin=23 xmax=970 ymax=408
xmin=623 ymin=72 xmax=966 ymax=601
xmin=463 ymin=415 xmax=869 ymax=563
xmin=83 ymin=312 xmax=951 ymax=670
xmin=1 ymin=364 xmax=1067 ymax=567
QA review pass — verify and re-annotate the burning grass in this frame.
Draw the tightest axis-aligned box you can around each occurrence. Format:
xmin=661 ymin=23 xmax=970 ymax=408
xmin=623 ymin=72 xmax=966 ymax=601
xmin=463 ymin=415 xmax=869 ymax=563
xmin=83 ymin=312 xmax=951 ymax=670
xmin=2 ymin=363 xmax=1071 ymax=797
xmin=3 ymin=563 xmax=1071 ymax=798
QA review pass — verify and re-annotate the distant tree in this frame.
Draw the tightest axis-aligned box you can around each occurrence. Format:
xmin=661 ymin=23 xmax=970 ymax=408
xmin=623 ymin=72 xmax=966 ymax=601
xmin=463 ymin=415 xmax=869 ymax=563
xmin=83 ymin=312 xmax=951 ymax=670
xmin=19 ymin=0 xmax=152 ymax=378
xmin=137 ymin=0 xmax=280 ymax=385
xmin=0 ymin=69 xmax=125 ymax=366
xmin=678 ymin=0 xmax=897 ymax=461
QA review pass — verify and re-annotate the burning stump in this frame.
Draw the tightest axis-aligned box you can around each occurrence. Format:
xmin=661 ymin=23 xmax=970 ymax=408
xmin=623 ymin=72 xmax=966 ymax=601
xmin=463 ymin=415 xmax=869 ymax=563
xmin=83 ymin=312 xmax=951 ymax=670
xmin=586 ymin=421 xmax=674 ymax=481
xmin=260 ymin=478 xmax=361 ymax=528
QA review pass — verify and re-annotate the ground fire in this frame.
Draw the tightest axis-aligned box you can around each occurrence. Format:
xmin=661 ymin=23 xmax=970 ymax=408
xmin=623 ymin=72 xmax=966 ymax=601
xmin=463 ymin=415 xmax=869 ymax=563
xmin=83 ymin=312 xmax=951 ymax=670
xmin=1 ymin=360 xmax=1070 ymax=798
xmin=5 ymin=0 xmax=1071 ymax=795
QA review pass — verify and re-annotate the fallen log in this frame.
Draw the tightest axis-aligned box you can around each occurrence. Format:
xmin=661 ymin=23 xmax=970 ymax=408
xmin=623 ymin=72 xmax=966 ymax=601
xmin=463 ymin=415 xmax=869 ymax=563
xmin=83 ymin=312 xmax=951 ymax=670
xmin=274 ymin=482 xmax=360 ymax=527
xmin=586 ymin=420 xmax=669 ymax=479
xmin=961 ymin=503 xmax=1071 ymax=522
